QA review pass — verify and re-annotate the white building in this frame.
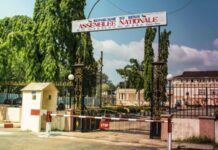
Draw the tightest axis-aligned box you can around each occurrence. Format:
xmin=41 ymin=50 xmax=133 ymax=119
xmin=115 ymin=88 xmax=145 ymax=106
xmin=171 ymin=71 xmax=218 ymax=107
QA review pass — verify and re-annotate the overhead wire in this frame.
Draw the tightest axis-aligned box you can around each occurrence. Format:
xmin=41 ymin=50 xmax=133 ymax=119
xmin=88 ymin=0 xmax=101 ymax=18
xmin=106 ymin=0 xmax=135 ymax=14
xmin=168 ymin=0 xmax=192 ymax=15
xmin=106 ymin=0 xmax=193 ymax=15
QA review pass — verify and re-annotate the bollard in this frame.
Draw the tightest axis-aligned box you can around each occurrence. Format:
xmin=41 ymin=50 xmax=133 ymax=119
xmin=46 ymin=111 xmax=52 ymax=134
xmin=167 ymin=118 xmax=172 ymax=150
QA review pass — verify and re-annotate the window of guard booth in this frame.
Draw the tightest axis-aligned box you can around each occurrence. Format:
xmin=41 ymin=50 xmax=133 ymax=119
xmin=48 ymin=95 xmax=52 ymax=100
xmin=32 ymin=91 xmax=36 ymax=100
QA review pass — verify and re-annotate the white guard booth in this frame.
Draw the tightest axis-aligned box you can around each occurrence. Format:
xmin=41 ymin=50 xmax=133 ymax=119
xmin=21 ymin=83 xmax=58 ymax=132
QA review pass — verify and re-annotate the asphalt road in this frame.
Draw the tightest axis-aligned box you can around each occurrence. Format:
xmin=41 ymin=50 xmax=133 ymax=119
xmin=0 ymin=129 xmax=165 ymax=150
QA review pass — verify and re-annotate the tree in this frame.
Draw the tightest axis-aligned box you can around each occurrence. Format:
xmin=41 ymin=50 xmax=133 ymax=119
xmin=96 ymin=72 xmax=115 ymax=97
xmin=117 ymin=59 xmax=143 ymax=88
xmin=30 ymin=0 xmax=97 ymax=97
xmin=0 ymin=0 xmax=97 ymax=97
xmin=31 ymin=0 xmax=66 ymax=81
xmin=143 ymin=27 xmax=156 ymax=102
xmin=0 ymin=16 xmax=34 ymax=82
xmin=158 ymin=29 xmax=171 ymax=103
xmin=117 ymin=58 xmax=144 ymax=105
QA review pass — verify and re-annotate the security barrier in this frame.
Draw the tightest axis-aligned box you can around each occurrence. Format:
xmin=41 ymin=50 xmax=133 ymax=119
xmin=49 ymin=113 xmax=173 ymax=150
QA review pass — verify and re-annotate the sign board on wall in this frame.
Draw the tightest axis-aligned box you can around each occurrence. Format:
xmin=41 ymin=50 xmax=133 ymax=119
xmin=99 ymin=121 xmax=109 ymax=129
xmin=72 ymin=11 xmax=167 ymax=33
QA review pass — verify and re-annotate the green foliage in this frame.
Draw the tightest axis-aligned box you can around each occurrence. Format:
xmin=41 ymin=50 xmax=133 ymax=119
xmin=177 ymin=136 xmax=215 ymax=145
xmin=32 ymin=0 xmax=97 ymax=95
xmin=96 ymin=72 xmax=116 ymax=97
xmin=117 ymin=28 xmax=170 ymax=107
xmin=82 ymin=32 xmax=98 ymax=96
xmin=158 ymin=29 xmax=171 ymax=103
xmin=117 ymin=59 xmax=144 ymax=90
xmin=102 ymin=106 xmax=126 ymax=113
xmin=0 ymin=16 xmax=34 ymax=82
xmin=31 ymin=0 xmax=73 ymax=81
xmin=102 ymin=105 xmax=150 ymax=114
xmin=0 ymin=0 xmax=97 ymax=97
xmin=116 ymin=58 xmax=144 ymax=104
xmin=127 ymin=106 xmax=142 ymax=113
xmin=144 ymin=27 xmax=156 ymax=102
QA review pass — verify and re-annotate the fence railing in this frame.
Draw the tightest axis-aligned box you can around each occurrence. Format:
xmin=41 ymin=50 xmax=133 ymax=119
xmin=0 ymin=82 xmax=116 ymax=109
xmin=2 ymin=82 xmax=218 ymax=118
xmin=167 ymin=83 xmax=218 ymax=118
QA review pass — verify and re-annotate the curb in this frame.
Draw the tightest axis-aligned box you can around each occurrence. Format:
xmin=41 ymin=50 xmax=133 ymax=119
xmin=175 ymin=143 xmax=214 ymax=150
xmin=0 ymin=123 xmax=20 ymax=128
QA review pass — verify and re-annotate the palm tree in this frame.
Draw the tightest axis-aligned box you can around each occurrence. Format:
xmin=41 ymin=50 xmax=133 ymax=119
xmin=116 ymin=59 xmax=144 ymax=105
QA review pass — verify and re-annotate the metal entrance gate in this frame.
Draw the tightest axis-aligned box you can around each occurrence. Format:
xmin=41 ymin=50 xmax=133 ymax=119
xmin=50 ymin=113 xmax=163 ymax=135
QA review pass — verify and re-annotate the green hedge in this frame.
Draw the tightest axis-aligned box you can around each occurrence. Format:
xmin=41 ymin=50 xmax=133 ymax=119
xmin=102 ymin=106 xmax=150 ymax=113
xmin=178 ymin=136 xmax=215 ymax=145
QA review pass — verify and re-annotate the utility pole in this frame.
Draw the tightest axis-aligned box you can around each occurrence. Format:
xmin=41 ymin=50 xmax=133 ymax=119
xmin=99 ymin=51 xmax=103 ymax=108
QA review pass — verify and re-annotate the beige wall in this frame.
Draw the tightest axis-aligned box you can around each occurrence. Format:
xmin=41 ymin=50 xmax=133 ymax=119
xmin=172 ymin=118 xmax=199 ymax=140
xmin=42 ymin=90 xmax=58 ymax=112
xmin=6 ymin=107 xmax=21 ymax=122
xmin=0 ymin=105 xmax=22 ymax=122
xmin=0 ymin=105 xmax=8 ymax=121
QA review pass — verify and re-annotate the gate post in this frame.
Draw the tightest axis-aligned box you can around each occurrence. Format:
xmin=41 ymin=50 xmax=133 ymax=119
xmin=64 ymin=109 xmax=74 ymax=131
xmin=161 ymin=114 xmax=173 ymax=141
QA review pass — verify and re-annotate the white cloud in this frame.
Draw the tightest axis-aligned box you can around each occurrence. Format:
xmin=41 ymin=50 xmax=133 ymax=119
xmin=213 ymin=39 xmax=218 ymax=48
xmin=92 ymin=38 xmax=218 ymax=84
xmin=92 ymin=38 xmax=144 ymax=62
xmin=169 ymin=45 xmax=218 ymax=76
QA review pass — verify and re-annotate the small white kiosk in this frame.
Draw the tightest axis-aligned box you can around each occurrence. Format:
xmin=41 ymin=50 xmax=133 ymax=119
xmin=21 ymin=83 xmax=58 ymax=132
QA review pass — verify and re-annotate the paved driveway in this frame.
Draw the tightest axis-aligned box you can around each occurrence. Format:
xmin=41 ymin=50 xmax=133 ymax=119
xmin=0 ymin=128 xmax=167 ymax=150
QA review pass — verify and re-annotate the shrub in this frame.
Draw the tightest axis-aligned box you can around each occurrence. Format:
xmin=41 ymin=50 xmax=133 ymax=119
xmin=102 ymin=105 xmax=150 ymax=114
xmin=181 ymin=136 xmax=214 ymax=145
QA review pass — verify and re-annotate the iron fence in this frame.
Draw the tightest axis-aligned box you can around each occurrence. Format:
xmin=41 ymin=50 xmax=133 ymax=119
xmin=167 ymin=83 xmax=218 ymax=118
xmin=0 ymin=83 xmax=24 ymax=105
xmin=0 ymin=82 xmax=116 ymax=110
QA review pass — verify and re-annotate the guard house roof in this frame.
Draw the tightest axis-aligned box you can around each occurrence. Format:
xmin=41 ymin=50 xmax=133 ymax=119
xmin=21 ymin=82 xmax=57 ymax=91
xmin=175 ymin=71 xmax=218 ymax=78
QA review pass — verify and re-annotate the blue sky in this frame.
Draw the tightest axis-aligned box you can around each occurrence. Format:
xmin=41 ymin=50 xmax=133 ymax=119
xmin=1 ymin=0 xmax=218 ymax=84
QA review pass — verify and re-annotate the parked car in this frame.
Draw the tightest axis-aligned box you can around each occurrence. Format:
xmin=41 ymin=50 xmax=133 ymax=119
xmin=3 ymin=97 xmax=22 ymax=105
xmin=4 ymin=99 xmax=13 ymax=105
xmin=13 ymin=97 xmax=22 ymax=105
xmin=57 ymin=103 xmax=65 ymax=110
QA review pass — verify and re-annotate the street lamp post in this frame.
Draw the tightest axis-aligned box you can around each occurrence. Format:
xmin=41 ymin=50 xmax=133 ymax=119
xmin=68 ymin=74 xmax=74 ymax=109
xmin=167 ymin=74 xmax=173 ymax=114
